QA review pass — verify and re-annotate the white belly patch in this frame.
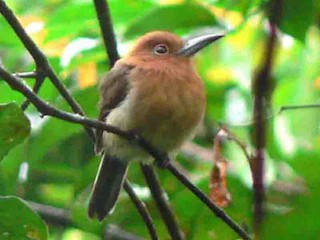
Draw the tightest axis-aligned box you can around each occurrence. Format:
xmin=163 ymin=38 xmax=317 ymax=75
xmin=102 ymin=98 xmax=151 ymax=163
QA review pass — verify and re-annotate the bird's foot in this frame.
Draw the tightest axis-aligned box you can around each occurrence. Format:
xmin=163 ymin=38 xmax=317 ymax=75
xmin=155 ymin=153 xmax=171 ymax=168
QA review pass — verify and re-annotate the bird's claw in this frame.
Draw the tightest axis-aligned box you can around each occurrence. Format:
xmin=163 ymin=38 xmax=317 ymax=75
xmin=156 ymin=153 xmax=171 ymax=168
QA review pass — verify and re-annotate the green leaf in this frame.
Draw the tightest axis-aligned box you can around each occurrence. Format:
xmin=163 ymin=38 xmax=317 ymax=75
xmin=0 ymin=103 xmax=30 ymax=160
xmin=0 ymin=196 xmax=48 ymax=240
xmin=278 ymin=0 xmax=317 ymax=41
xmin=124 ymin=3 xmax=219 ymax=39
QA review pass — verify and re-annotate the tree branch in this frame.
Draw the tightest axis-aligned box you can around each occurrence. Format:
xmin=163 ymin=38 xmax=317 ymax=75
xmin=218 ymin=124 xmax=253 ymax=168
xmin=251 ymin=0 xmax=280 ymax=237
xmin=123 ymin=180 xmax=158 ymax=240
xmin=167 ymin=162 xmax=252 ymax=240
xmin=93 ymin=0 xmax=119 ymax=67
xmin=141 ymin=164 xmax=184 ymax=240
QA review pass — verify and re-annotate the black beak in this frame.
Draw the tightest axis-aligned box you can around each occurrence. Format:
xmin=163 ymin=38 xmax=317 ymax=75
xmin=177 ymin=34 xmax=224 ymax=57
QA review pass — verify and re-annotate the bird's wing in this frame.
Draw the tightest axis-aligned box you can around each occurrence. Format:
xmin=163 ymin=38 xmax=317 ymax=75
xmin=95 ymin=63 xmax=134 ymax=154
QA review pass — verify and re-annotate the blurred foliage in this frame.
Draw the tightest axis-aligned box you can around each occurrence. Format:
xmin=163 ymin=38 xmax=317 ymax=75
xmin=0 ymin=196 xmax=48 ymax=240
xmin=0 ymin=0 xmax=320 ymax=239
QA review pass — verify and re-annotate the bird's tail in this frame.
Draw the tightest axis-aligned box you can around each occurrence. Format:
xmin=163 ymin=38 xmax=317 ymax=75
xmin=88 ymin=155 xmax=128 ymax=221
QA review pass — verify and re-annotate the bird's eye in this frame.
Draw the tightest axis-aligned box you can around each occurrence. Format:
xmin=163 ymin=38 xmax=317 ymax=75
xmin=153 ymin=44 xmax=169 ymax=55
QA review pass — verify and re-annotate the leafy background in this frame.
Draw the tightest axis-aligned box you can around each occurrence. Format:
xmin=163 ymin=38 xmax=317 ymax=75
xmin=0 ymin=0 xmax=320 ymax=239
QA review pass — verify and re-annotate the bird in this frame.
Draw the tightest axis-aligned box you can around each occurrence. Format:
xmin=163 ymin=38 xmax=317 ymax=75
xmin=88 ymin=31 xmax=224 ymax=221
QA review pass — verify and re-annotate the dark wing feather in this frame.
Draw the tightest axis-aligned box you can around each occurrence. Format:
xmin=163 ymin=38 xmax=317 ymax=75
xmin=95 ymin=63 xmax=134 ymax=154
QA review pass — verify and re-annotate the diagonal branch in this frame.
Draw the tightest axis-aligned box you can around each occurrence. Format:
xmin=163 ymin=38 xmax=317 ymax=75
xmin=218 ymin=124 xmax=253 ymax=168
xmin=0 ymin=65 xmax=251 ymax=240
xmin=141 ymin=164 xmax=184 ymax=240
xmin=167 ymin=162 xmax=251 ymax=240
xmin=123 ymin=180 xmax=158 ymax=240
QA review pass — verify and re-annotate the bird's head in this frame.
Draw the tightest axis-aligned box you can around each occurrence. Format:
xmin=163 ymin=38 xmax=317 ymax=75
xmin=127 ymin=31 xmax=224 ymax=63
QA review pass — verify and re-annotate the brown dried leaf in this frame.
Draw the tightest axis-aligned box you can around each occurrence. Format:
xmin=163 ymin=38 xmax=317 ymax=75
xmin=209 ymin=131 xmax=232 ymax=207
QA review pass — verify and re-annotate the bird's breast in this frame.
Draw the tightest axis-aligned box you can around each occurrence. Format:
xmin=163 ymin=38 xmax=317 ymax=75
xmin=128 ymin=66 xmax=206 ymax=152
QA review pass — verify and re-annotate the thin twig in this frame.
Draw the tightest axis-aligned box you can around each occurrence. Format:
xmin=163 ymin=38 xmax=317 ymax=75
xmin=222 ymin=102 xmax=319 ymax=129
xmin=13 ymin=71 xmax=37 ymax=78
xmin=219 ymin=124 xmax=252 ymax=167
xmin=220 ymin=113 xmax=275 ymax=129
xmin=279 ymin=104 xmax=320 ymax=112
xmin=141 ymin=164 xmax=184 ymax=240
xmin=21 ymin=68 xmax=45 ymax=110
xmin=166 ymin=162 xmax=252 ymax=240
xmin=123 ymin=180 xmax=159 ymax=240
